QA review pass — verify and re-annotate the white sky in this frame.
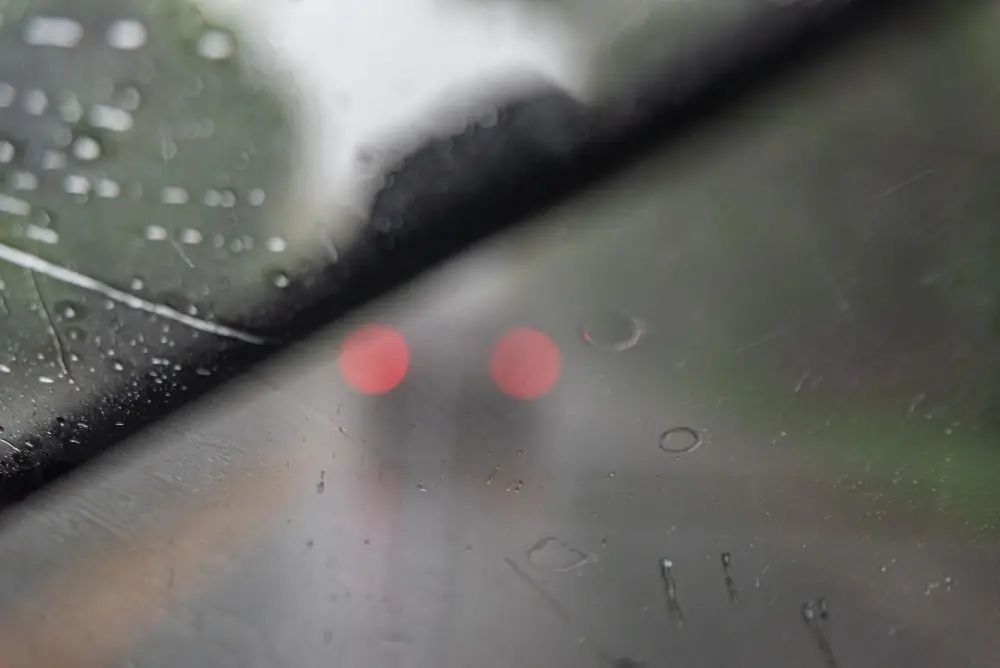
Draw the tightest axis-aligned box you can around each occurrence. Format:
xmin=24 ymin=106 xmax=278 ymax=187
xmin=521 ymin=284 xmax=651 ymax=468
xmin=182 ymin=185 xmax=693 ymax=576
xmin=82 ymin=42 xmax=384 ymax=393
xmin=197 ymin=0 xmax=585 ymax=222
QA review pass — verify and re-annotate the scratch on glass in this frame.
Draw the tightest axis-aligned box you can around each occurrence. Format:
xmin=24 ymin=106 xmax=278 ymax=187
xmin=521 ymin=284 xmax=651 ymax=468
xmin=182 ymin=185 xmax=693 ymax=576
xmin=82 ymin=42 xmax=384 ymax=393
xmin=27 ymin=269 xmax=73 ymax=381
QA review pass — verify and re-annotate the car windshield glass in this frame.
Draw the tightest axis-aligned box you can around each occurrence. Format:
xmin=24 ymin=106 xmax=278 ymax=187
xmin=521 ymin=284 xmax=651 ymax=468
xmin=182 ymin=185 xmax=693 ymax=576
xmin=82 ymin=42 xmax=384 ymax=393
xmin=2 ymin=2 xmax=999 ymax=668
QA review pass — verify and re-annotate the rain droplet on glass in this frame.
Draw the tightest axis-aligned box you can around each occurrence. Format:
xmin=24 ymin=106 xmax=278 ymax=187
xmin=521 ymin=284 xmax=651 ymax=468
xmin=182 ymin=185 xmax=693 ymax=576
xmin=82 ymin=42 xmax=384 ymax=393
xmin=581 ymin=311 xmax=644 ymax=352
xmin=197 ymin=30 xmax=234 ymax=60
xmin=106 ymin=19 xmax=147 ymax=50
xmin=658 ymin=427 xmax=703 ymax=454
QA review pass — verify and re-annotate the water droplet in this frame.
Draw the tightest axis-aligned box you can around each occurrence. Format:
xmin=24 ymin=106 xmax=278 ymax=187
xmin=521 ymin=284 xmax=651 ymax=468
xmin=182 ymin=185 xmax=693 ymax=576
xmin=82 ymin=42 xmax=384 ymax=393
xmin=56 ymin=301 xmax=83 ymax=320
xmin=479 ymin=107 xmax=500 ymax=128
xmin=72 ymin=136 xmax=101 ymax=161
xmin=266 ymin=236 xmax=287 ymax=253
xmin=0 ymin=194 xmax=31 ymax=216
xmin=130 ymin=277 xmax=144 ymax=291
xmin=42 ymin=150 xmax=67 ymax=170
xmin=180 ymin=228 xmax=203 ymax=245
xmin=0 ymin=364 xmax=10 ymax=373
xmin=316 ymin=470 xmax=326 ymax=494
xmin=197 ymin=30 xmax=234 ymax=60
xmin=0 ymin=83 xmax=14 ymax=110
xmin=801 ymin=598 xmax=837 ymax=666
xmin=145 ymin=225 xmax=168 ymax=241
xmin=89 ymin=104 xmax=133 ymax=132
xmin=160 ymin=187 xmax=189 ymax=204
xmin=25 ymin=224 xmax=59 ymax=245
xmin=270 ymin=271 xmax=290 ymax=289
xmin=23 ymin=90 xmax=48 ymax=115
xmin=417 ymin=482 xmax=428 ymax=492
xmin=11 ymin=171 xmax=38 ymax=190
xmin=93 ymin=179 xmax=120 ymax=199
xmin=721 ymin=552 xmax=739 ymax=604
xmin=658 ymin=427 xmax=703 ymax=454
xmin=527 ymin=537 xmax=590 ymax=572
xmin=106 ymin=19 xmax=147 ymax=50
xmin=38 ymin=376 xmax=54 ymax=384
xmin=66 ymin=327 xmax=87 ymax=343
xmin=247 ymin=188 xmax=266 ymax=206
xmin=0 ymin=141 xmax=15 ymax=163
xmin=113 ymin=86 xmax=142 ymax=112
xmin=60 ymin=95 xmax=83 ymax=123
xmin=581 ymin=311 xmax=644 ymax=352
xmin=63 ymin=174 xmax=90 ymax=196
xmin=23 ymin=16 xmax=84 ymax=48
xmin=659 ymin=556 xmax=685 ymax=626
xmin=924 ymin=579 xmax=951 ymax=596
